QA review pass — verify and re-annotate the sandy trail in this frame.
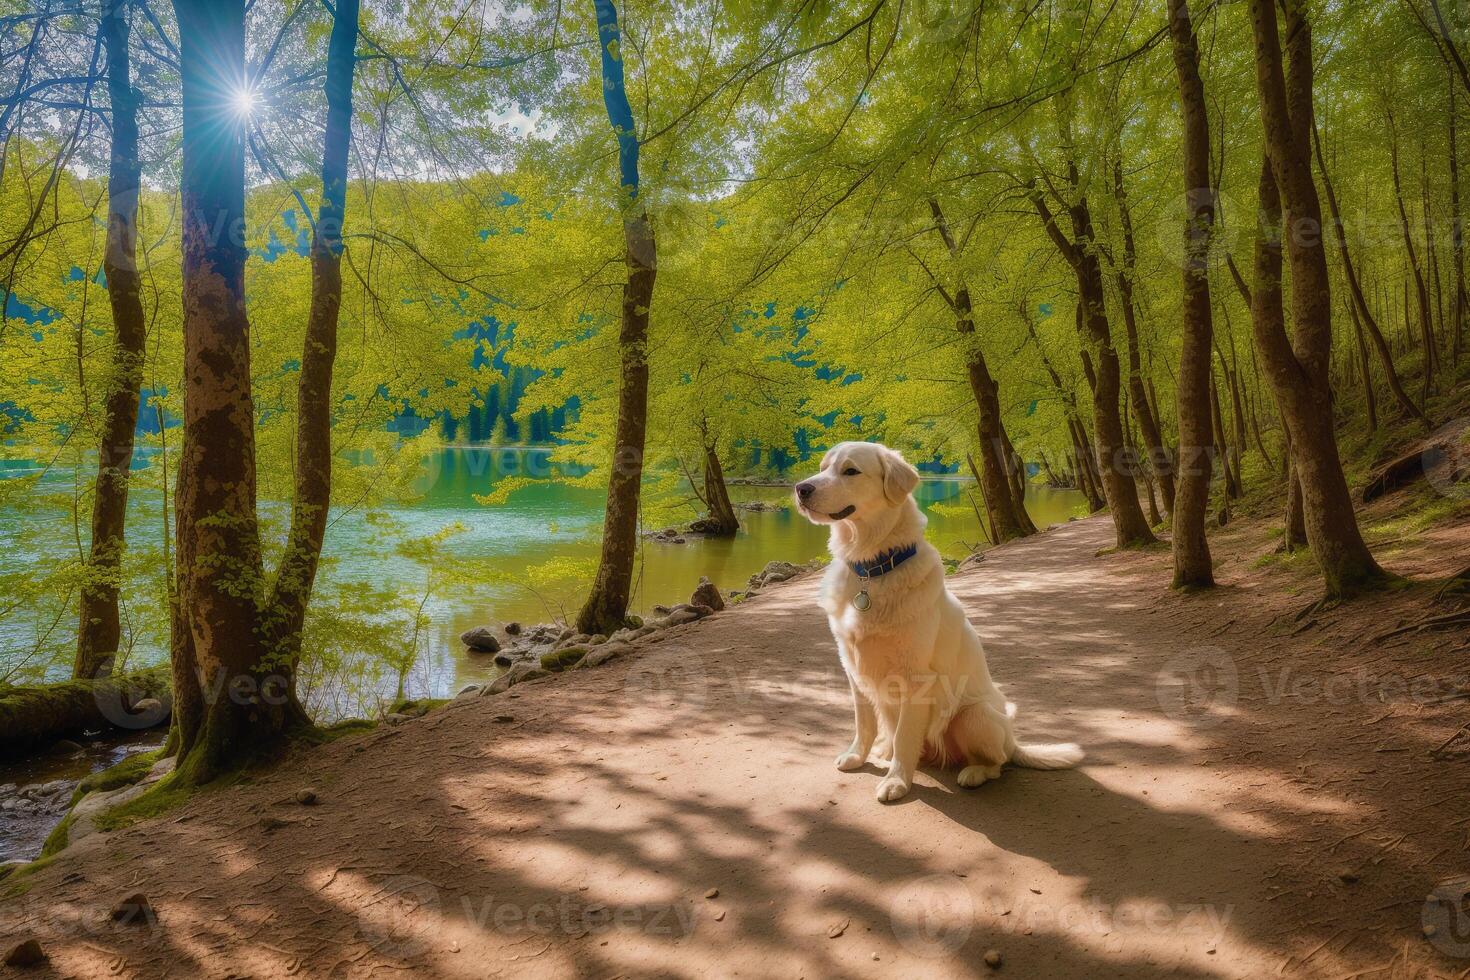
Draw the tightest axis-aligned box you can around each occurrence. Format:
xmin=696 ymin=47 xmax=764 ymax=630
xmin=3 ymin=514 xmax=1469 ymax=979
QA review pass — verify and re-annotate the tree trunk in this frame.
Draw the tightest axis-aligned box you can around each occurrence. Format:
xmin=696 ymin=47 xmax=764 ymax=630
xmin=578 ymin=0 xmax=655 ymax=635
xmin=1167 ymin=0 xmax=1215 ymax=586
xmin=1348 ymin=295 xmax=1378 ymax=431
xmin=1030 ymin=176 xmax=1156 ymax=548
xmin=1451 ymin=70 xmax=1467 ymax=366
xmin=700 ymin=441 xmax=739 ymax=536
xmin=75 ymin=0 xmax=147 ymax=680
xmin=1069 ymin=417 xmax=1106 ymax=513
xmin=1387 ymin=108 xmax=1437 ymax=404
xmin=170 ymin=0 xmax=299 ymax=783
xmin=1210 ymin=366 xmax=1238 ymax=500
xmin=1283 ymin=454 xmax=1307 ymax=552
xmin=930 ymin=198 xmax=1035 ymax=541
xmin=1247 ymin=0 xmax=1388 ymax=598
xmin=1111 ymin=158 xmax=1176 ymax=511
xmin=1312 ymin=124 xmax=1427 ymax=425
xmin=0 ymin=668 xmax=171 ymax=758
xmin=264 ymin=0 xmax=358 ymax=707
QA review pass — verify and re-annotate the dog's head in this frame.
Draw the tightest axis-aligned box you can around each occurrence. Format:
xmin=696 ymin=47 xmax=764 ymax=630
xmin=793 ymin=441 xmax=920 ymax=524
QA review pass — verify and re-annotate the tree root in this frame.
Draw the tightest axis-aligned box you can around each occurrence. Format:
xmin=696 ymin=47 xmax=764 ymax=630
xmin=1371 ymin=610 xmax=1470 ymax=644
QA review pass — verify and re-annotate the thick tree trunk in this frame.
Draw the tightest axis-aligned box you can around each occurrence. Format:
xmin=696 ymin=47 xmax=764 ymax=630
xmin=76 ymin=0 xmax=147 ymax=680
xmin=1030 ymin=177 xmax=1156 ymax=548
xmin=1247 ymin=0 xmax=1388 ymax=598
xmin=578 ymin=0 xmax=654 ymax=635
xmin=1111 ymin=158 xmax=1175 ymax=512
xmin=700 ymin=441 xmax=739 ymax=536
xmin=170 ymin=0 xmax=299 ymax=783
xmin=264 ymin=0 xmax=357 ymax=702
xmin=1167 ymin=0 xmax=1215 ymax=585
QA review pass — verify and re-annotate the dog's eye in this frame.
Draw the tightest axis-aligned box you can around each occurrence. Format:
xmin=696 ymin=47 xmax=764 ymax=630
xmin=842 ymin=467 xmax=860 ymax=476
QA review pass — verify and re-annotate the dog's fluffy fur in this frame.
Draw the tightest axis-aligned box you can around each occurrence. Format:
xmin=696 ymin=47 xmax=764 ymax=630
xmin=795 ymin=441 xmax=1083 ymax=803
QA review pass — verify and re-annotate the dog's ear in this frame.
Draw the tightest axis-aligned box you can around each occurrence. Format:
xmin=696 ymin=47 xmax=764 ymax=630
xmin=881 ymin=447 xmax=920 ymax=503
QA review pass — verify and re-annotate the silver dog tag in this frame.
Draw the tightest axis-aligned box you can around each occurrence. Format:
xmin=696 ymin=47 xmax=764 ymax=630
xmin=852 ymin=589 xmax=871 ymax=611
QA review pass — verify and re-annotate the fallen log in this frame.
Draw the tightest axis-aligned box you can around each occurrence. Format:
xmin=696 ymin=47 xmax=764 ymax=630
xmin=0 ymin=668 xmax=171 ymax=757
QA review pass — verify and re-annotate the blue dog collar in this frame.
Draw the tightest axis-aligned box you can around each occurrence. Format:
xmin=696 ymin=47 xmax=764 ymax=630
xmin=850 ymin=543 xmax=920 ymax=579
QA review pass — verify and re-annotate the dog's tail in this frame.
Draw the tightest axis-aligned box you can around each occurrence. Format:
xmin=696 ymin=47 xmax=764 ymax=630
xmin=1010 ymin=742 xmax=1084 ymax=770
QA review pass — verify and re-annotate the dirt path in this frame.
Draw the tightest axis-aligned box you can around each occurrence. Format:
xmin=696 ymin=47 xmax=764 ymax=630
xmin=3 ymin=514 xmax=1469 ymax=979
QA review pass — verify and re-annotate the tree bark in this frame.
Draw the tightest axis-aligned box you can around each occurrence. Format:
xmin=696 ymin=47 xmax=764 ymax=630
xmin=264 ymin=0 xmax=357 ymax=708
xmin=929 ymin=199 xmax=1035 ymax=541
xmin=1387 ymin=107 xmax=1437 ymax=404
xmin=1312 ymin=123 xmax=1427 ymax=426
xmin=1110 ymin=158 xmax=1175 ymax=512
xmin=1166 ymin=0 xmax=1215 ymax=586
xmin=1451 ymin=69 xmax=1467 ymax=367
xmin=0 ymin=668 xmax=170 ymax=758
xmin=700 ymin=440 xmax=739 ymax=536
xmin=1247 ymin=0 xmax=1388 ymax=598
xmin=76 ymin=0 xmax=147 ymax=680
xmin=578 ymin=0 xmax=655 ymax=634
xmin=170 ymin=0 xmax=300 ymax=783
xmin=1020 ymin=302 xmax=1103 ymax=512
xmin=1029 ymin=173 xmax=1156 ymax=548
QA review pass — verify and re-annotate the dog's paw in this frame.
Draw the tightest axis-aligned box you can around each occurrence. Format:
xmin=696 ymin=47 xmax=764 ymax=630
xmin=835 ymin=752 xmax=866 ymax=772
xmin=957 ymin=765 xmax=991 ymax=788
xmin=875 ymin=776 xmax=911 ymax=803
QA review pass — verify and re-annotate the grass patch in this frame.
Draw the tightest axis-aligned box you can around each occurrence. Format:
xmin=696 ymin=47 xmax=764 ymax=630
xmin=1364 ymin=491 xmax=1470 ymax=542
xmin=1252 ymin=548 xmax=1314 ymax=570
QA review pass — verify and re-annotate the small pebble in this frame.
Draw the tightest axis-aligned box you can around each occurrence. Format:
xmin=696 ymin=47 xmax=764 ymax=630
xmin=295 ymin=788 xmax=318 ymax=806
xmin=827 ymin=917 xmax=849 ymax=939
xmin=1338 ymin=871 xmax=1359 ymax=884
xmin=704 ymin=888 xmax=719 ymax=899
xmin=984 ymin=948 xmax=1002 ymax=969
xmin=714 ymin=910 xmax=726 ymax=921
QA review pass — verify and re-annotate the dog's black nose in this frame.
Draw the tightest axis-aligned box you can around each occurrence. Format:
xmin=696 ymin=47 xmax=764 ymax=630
xmin=795 ymin=481 xmax=815 ymax=500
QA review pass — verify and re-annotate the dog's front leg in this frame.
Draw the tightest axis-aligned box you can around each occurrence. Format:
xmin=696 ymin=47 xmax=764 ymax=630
xmin=875 ymin=679 xmax=929 ymax=803
xmin=836 ymin=675 xmax=877 ymax=771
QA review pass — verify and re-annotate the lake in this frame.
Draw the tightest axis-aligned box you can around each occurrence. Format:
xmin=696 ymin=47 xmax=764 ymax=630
xmin=0 ymin=446 xmax=1088 ymax=715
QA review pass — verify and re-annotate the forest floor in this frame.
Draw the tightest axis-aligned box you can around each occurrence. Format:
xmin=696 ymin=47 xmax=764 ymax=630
xmin=3 ymin=497 xmax=1470 ymax=979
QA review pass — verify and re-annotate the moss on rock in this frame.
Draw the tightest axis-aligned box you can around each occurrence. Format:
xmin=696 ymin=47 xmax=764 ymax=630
xmin=541 ymin=645 xmax=588 ymax=671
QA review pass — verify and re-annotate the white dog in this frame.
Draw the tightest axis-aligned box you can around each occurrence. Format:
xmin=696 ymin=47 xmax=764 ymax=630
xmin=795 ymin=441 xmax=1083 ymax=803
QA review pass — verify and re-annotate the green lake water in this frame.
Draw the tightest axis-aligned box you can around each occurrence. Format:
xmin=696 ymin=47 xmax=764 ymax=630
xmin=1 ymin=446 xmax=1087 ymax=716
